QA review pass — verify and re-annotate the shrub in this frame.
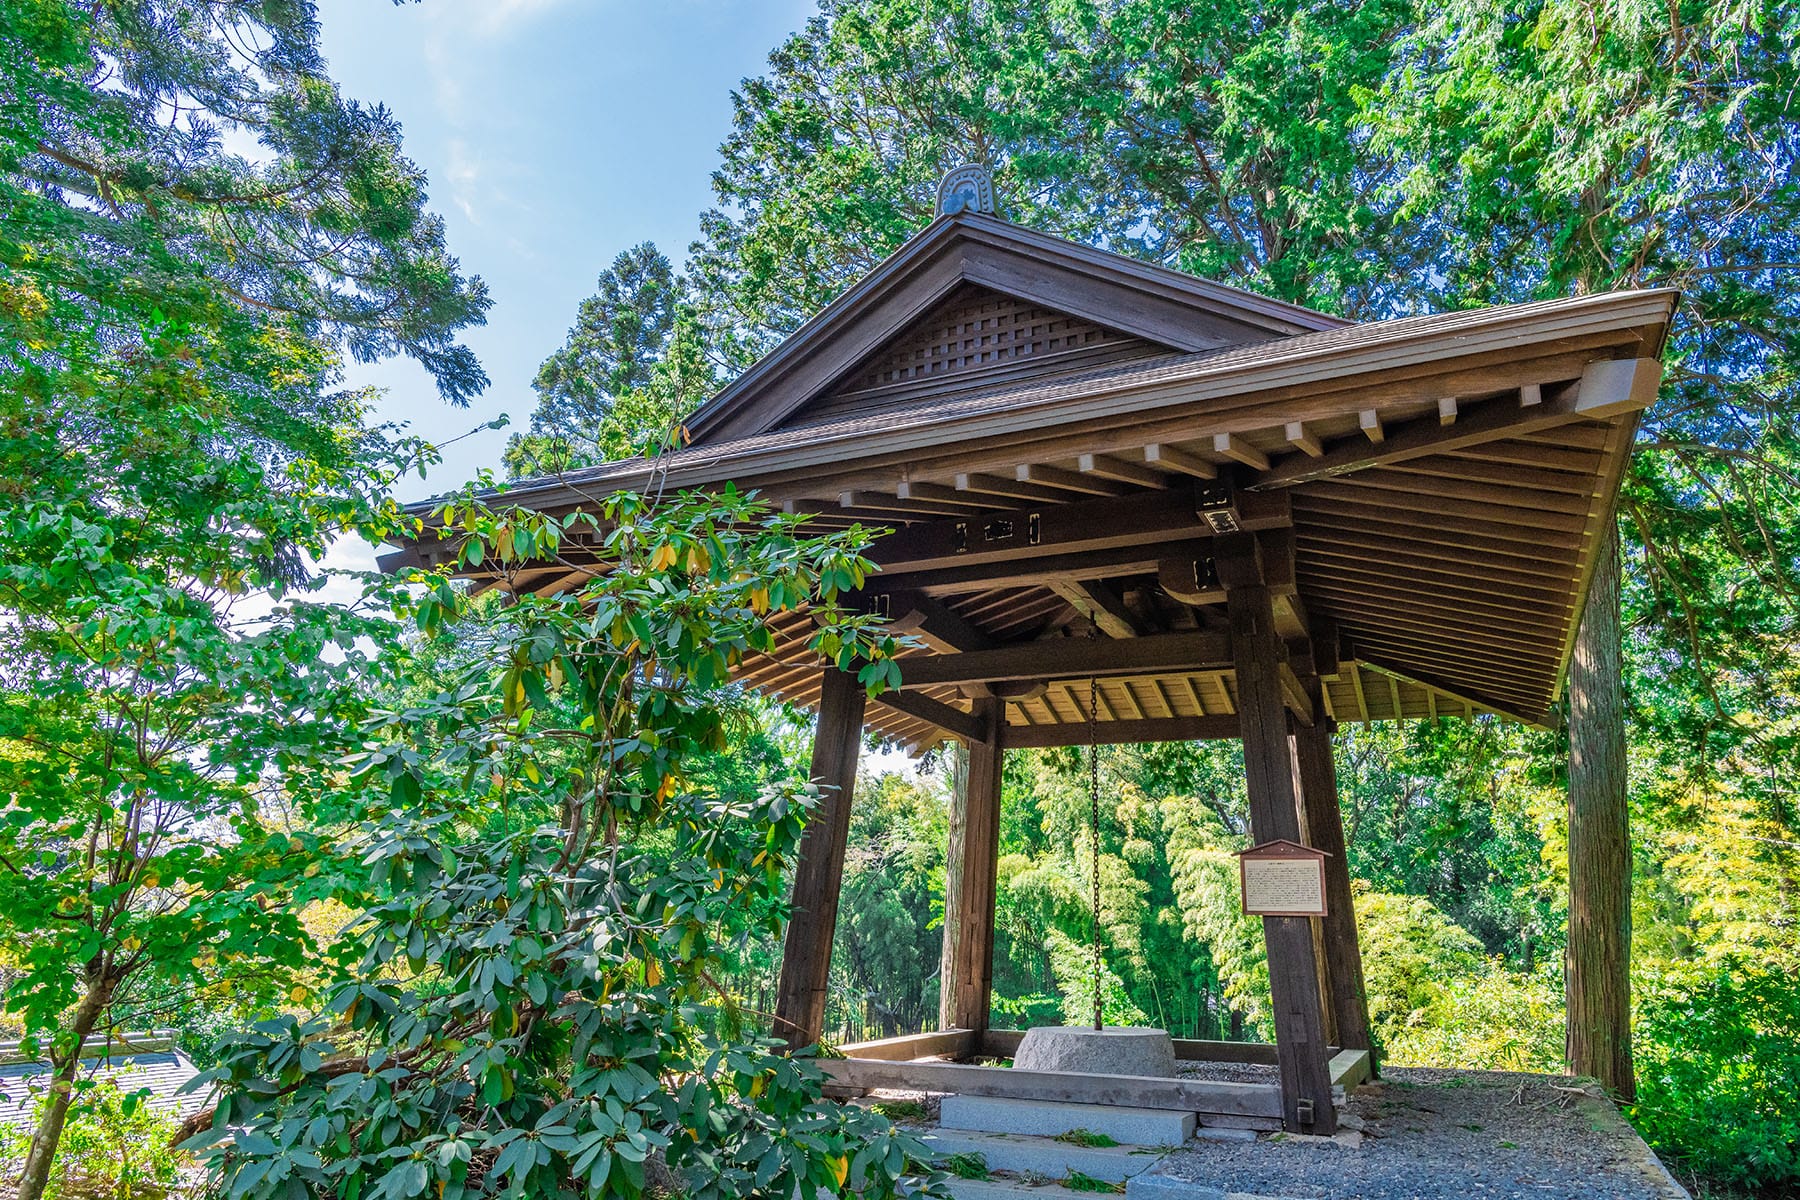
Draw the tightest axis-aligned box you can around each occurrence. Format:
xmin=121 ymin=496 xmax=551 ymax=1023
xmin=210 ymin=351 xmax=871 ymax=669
xmin=0 ymin=1080 xmax=187 ymax=1200
xmin=1629 ymin=962 xmax=1800 ymax=1191
xmin=1380 ymin=967 xmax=1564 ymax=1072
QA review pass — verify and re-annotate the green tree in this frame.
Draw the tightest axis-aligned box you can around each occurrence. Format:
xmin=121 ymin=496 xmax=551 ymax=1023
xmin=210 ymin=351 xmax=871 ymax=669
xmin=0 ymin=2 xmax=487 ymax=1194
xmin=688 ymin=0 xmax=1419 ymax=366
xmin=506 ymin=244 xmax=713 ymax=477
xmin=179 ymin=489 xmax=941 ymax=1199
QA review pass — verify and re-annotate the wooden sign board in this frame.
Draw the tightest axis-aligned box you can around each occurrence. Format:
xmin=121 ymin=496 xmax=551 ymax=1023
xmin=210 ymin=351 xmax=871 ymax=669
xmin=1236 ymin=839 xmax=1329 ymax=918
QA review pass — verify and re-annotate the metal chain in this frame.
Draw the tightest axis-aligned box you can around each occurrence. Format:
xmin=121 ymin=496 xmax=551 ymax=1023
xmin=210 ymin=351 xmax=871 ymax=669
xmin=1088 ymin=675 xmax=1103 ymax=1031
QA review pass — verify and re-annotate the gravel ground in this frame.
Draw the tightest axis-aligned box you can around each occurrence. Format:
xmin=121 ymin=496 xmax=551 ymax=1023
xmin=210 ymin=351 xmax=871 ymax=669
xmin=1178 ymin=1060 xmax=1283 ymax=1085
xmin=1156 ymin=1067 xmax=1688 ymax=1200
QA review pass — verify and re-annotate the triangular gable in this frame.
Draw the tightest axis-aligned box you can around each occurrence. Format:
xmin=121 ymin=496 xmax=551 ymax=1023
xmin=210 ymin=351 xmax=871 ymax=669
xmin=773 ymin=283 xmax=1168 ymax=430
xmin=685 ymin=213 xmax=1348 ymax=445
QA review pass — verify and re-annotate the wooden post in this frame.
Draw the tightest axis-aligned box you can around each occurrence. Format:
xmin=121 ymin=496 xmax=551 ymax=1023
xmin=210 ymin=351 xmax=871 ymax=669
xmin=774 ymin=668 xmax=866 ymax=1049
xmin=1288 ymin=743 xmax=1338 ymax=1050
xmin=937 ymin=738 xmax=970 ymax=1030
xmin=1222 ymin=537 xmax=1337 ymax=1135
xmin=1290 ymin=682 xmax=1375 ymax=1061
xmin=942 ymin=698 xmax=1003 ymax=1033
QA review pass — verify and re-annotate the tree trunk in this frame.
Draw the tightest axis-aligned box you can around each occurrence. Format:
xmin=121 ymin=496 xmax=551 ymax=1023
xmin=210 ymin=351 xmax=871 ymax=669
xmin=17 ymin=973 xmax=113 ymax=1200
xmin=937 ymin=739 xmax=970 ymax=1030
xmin=1566 ymin=521 xmax=1635 ymax=1100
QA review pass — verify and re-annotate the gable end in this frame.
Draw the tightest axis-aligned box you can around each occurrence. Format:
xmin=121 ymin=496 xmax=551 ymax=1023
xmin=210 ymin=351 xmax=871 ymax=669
xmin=775 ymin=284 xmax=1168 ymax=429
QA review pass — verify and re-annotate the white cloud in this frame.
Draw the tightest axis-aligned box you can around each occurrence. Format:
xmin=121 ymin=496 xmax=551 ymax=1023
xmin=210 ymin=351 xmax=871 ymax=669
xmin=469 ymin=0 xmax=574 ymax=35
xmin=445 ymin=138 xmax=482 ymax=224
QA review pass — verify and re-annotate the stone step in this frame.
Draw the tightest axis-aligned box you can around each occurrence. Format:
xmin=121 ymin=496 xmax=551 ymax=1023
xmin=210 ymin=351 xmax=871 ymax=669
xmin=922 ymin=1128 xmax=1173 ymax=1185
xmin=941 ymin=1095 xmax=1196 ymax=1147
xmin=943 ymin=1179 xmax=1124 ymax=1200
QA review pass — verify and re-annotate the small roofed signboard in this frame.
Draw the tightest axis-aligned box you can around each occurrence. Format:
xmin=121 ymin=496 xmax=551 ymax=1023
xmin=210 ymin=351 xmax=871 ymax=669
xmin=1236 ymin=839 xmax=1330 ymax=917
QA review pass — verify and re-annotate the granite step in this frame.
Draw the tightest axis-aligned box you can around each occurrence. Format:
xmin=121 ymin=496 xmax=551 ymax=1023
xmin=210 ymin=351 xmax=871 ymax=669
xmin=922 ymin=1128 xmax=1175 ymax=1185
xmin=943 ymin=1179 xmax=1131 ymax=1200
xmin=941 ymin=1095 xmax=1196 ymax=1147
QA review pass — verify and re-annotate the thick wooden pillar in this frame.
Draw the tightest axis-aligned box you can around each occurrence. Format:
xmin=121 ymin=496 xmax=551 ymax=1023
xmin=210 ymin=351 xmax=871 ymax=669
xmin=1290 ymin=690 xmax=1375 ymax=1061
xmin=774 ymin=668 xmax=866 ymax=1049
xmin=940 ymin=698 xmax=1004 ymax=1032
xmin=1223 ymin=539 xmax=1337 ymax=1135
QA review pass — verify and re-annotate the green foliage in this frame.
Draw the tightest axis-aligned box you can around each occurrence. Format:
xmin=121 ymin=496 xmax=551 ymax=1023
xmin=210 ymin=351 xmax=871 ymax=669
xmin=942 ymin=1152 xmax=987 ymax=1180
xmin=1043 ymin=929 xmax=1146 ymax=1030
xmin=0 ymin=1080 xmax=187 ymax=1200
xmin=0 ymin=9 xmax=485 ymax=1196
xmin=689 ymin=0 xmax=1421 ymax=367
xmin=1062 ymin=1169 xmax=1123 ymax=1194
xmin=182 ymin=491 xmax=940 ymax=1199
xmin=868 ymin=1099 xmax=926 ymax=1122
xmin=2 ymin=0 xmax=490 ymax=402
xmin=1630 ymin=962 xmax=1800 ymax=1190
xmin=506 ymin=246 xmax=716 ymax=477
xmin=832 ymin=773 xmax=948 ymax=1034
xmin=1054 ymin=1129 xmax=1118 ymax=1149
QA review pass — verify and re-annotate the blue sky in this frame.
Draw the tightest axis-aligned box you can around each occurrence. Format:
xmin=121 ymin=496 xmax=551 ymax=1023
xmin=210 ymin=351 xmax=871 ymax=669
xmin=315 ymin=0 xmax=817 ymax=491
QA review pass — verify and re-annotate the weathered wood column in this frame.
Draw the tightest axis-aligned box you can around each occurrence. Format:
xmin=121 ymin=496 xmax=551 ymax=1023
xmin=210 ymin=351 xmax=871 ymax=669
xmin=1290 ymin=678 xmax=1375 ymax=1060
xmin=1221 ymin=536 xmax=1337 ymax=1135
xmin=774 ymin=668 xmax=867 ymax=1049
xmin=940 ymin=697 xmax=1004 ymax=1033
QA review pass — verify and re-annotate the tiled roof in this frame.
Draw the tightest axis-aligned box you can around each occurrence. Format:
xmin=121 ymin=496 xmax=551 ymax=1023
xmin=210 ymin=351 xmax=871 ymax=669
xmin=483 ymin=286 xmax=1674 ymax=507
xmin=0 ymin=1040 xmax=206 ymax=1128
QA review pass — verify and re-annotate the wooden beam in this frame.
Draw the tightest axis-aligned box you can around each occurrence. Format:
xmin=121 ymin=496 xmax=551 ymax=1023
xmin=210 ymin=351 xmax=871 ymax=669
xmin=955 ymin=472 xmax=1069 ymax=503
xmin=896 ymin=630 xmax=1233 ymax=690
xmin=981 ymin=1029 xmax=1286 ymax=1066
xmin=817 ymin=1058 xmax=1284 ymax=1121
xmin=870 ymin=688 xmax=986 ymax=742
xmin=885 ymin=593 xmax=994 ymax=653
xmin=895 ymin=481 xmax=1000 ymax=512
xmin=1223 ymin=538 xmax=1337 ymax=1135
xmin=839 ymin=1029 xmax=977 ymax=1062
xmin=875 ymin=542 xmax=1189 ymax=596
xmin=775 ymin=668 xmax=867 ymax=1048
xmin=841 ymin=489 xmax=974 ymax=517
xmin=1285 ymin=421 xmax=1323 ymax=457
xmin=1213 ymin=432 xmax=1270 ymax=471
xmin=1003 ymin=714 xmax=1239 ymax=748
xmin=1079 ymin=452 xmax=1167 ymax=488
xmin=1160 ymin=555 xmax=1223 ymax=606
xmin=1143 ymin=443 xmax=1218 ymax=479
xmin=1359 ymin=409 xmax=1385 ymax=444
xmin=1252 ymin=359 xmax=1659 ymax=490
xmin=944 ymin=697 xmax=1003 ymax=1033
xmin=868 ymin=488 xmax=1209 ymax=576
xmin=1048 ymin=579 xmax=1142 ymax=639
xmin=1438 ymin=396 xmax=1458 ymax=425
xmin=1016 ymin=462 xmax=1130 ymax=497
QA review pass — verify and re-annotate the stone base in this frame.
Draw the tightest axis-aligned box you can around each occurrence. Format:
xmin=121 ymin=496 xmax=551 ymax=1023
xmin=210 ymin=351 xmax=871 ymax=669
xmin=941 ymin=1095 xmax=1195 ymax=1147
xmin=1013 ymin=1025 xmax=1178 ymax=1079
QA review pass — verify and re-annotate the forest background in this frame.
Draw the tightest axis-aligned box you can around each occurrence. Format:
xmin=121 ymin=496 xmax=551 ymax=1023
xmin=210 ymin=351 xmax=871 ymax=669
xmin=1 ymin=1 xmax=1797 ymax=1198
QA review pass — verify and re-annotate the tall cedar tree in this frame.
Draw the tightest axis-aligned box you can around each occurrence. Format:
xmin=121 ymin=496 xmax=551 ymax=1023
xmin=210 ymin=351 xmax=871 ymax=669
xmin=506 ymin=244 xmax=683 ymax=476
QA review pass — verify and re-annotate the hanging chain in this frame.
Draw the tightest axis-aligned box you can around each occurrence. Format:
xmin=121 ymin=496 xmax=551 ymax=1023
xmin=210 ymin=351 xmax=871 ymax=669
xmin=1088 ymin=675 xmax=1103 ymax=1031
